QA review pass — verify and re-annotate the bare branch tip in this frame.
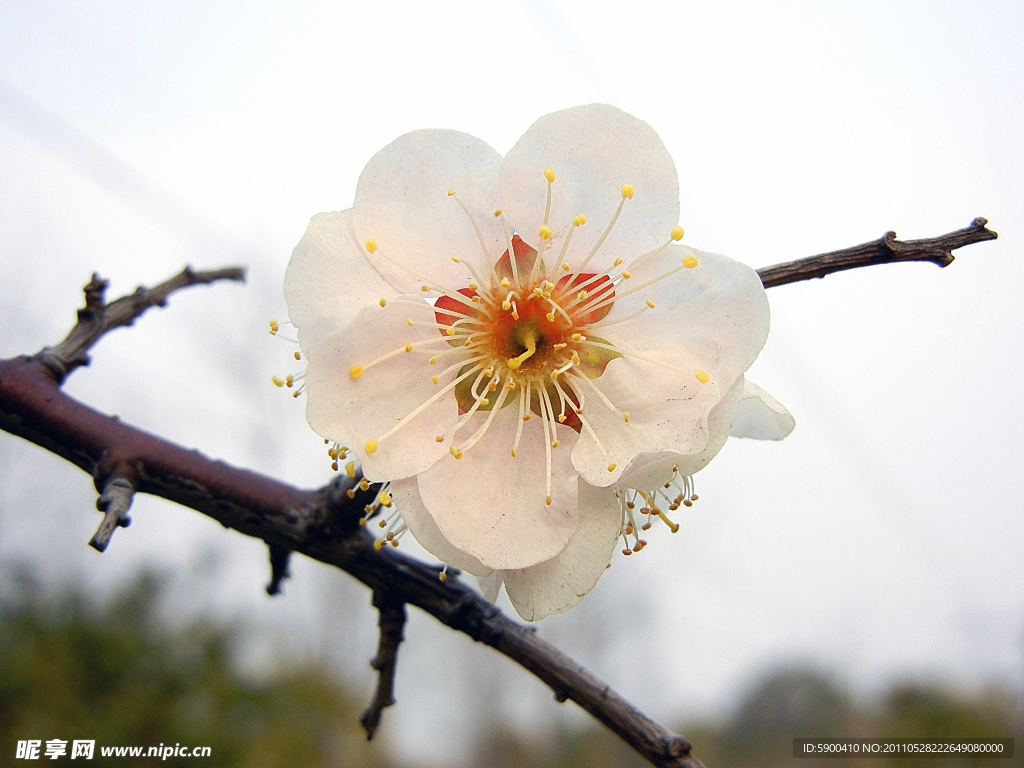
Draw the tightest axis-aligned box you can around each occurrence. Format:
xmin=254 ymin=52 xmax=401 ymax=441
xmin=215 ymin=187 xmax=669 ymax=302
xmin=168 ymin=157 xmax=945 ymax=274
xmin=89 ymin=476 xmax=135 ymax=553
xmin=360 ymin=592 xmax=407 ymax=740
xmin=265 ymin=544 xmax=292 ymax=596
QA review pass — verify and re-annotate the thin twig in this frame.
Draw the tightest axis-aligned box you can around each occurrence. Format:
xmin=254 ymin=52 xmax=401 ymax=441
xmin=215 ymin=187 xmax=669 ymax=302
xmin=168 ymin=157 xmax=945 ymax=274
xmin=756 ymin=217 xmax=996 ymax=288
xmin=89 ymin=476 xmax=135 ymax=552
xmin=37 ymin=266 xmax=245 ymax=381
xmin=360 ymin=591 xmax=407 ymax=739
xmin=265 ymin=544 xmax=292 ymax=596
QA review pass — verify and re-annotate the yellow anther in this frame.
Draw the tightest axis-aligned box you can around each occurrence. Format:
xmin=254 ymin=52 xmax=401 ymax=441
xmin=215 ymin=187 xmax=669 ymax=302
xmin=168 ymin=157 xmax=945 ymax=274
xmin=379 ymin=298 xmax=387 ymax=307
xmin=500 ymin=277 xmax=510 ymax=288
xmin=607 ymin=463 xmax=617 ymax=472
xmin=493 ymin=208 xmax=502 ymax=216
xmin=522 ymin=415 xmax=532 ymax=422
xmin=365 ymin=439 xmax=378 ymax=454
xmin=446 ymin=327 xmax=455 ymax=336
xmin=345 ymin=461 xmax=355 ymax=477
xmin=447 ymin=188 xmax=456 ymax=196
xmin=552 ymin=439 xmax=560 ymax=448
xmin=622 ymin=270 xmax=631 ymax=279
xmin=285 ymin=375 xmax=294 ymax=387
xmin=538 ymin=225 xmax=553 ymax=240
xmin=695 ymin=370 xmax=710 ymax=384
xmin=577 ymin=290 xmax=588 ymax=301
xmin=557 ymin=414 xmax=566 ymax=423
xmin=359 ymin=517 xmax=367 ymax=526
xmin=487 ymin=380 xmax=497 ymax=391
xmin=346 ymin=488 xmax=356 ymax=499
xmin=406 ymin=317 xmax=414 ymax=326
xmin=544 ymin=167 xmax=555 ymax=182
xmin=429 ymin=356 xmax=438 ymax=365
xmin=380 ymin=492 xmax=393 ymax=506
xmin=349 ymin=365 xmax=364 ymax=379
xmin=621 ymin=184 xmax=634 ymax=199
xmin=292 ymin=390 xmax=301 ymax=398
xmin=613 ymin=257 xmax=622 ymax=266
xmin=510 ymin=448 xmax=517 ymax=457
xmin=432 ymin=375 xmax=439 ymax=384
xmin=472 ymin=295 xmax=482 ymax=303
xmin=557 ymin=263 xmax=568 ymax=272
xmin=294 ymin=351 xmax=301 ymax=360
xmin=451 ymin=256 xmax=460 ymax=262
xmin=453 ymin=449 xmax=463 ymax=460
xmin=421 ymin=285 xmax=430 ymax=292
xmin=468 ymin=283 xmax=478 ymax=290
xmin=646 ymin=299 xmax=656 ymax=309
xmin=573 ymin=214 xmax=586 ymax=226
xmin=683 ymin=255 xmax=699 ymax=269
xmin=435 ymin=435 xmax=444 ymax=442
xmin=374 ymin=538 xmax=384 ymax=551
xmin=546 ymin=312 xmax=555 ymax=322
xmin=571 ymin=353 xmax=580 ymax=365
xmin=671 ymin=226 xmax=685 ymax=241
xmin=438 ymin=571 xmax=447 ymax=582
xmin=359 ymin=478 xmax=370 ymax=491
xmin=623 ymin=412 xmax=630 ymax=423
xmin=272 ymin=376 xmax=285 ymax=387
xmin=545 ymin=496 xmax=552 ymax=506
xmin=365 ymin=239 xmax=378 ymax=253
xmin=404 ymin=343 xmax=412 ymax=353
xmin=269 ymin=319 xmax=279 ymax=334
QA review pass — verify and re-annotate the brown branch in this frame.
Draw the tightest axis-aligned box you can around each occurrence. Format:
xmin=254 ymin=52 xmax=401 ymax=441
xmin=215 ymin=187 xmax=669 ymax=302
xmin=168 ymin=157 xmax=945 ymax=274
xmin=360 ymin=591 xmax=407 ymax=739
xmin=756 ymin=217 xmax=997 ymax=288
xmin=38 ymin=266 xmax=245 ymax=382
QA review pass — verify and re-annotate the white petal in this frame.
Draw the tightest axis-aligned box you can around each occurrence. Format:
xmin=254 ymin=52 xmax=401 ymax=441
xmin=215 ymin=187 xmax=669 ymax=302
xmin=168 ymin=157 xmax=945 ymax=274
xmin=504 ymin=481 xmax=621 ymax=621
xmin=603 ymin=245 xmax=770 ymax=390
xmin=500 ymin=104 xmax=680 ymax=274
xmin=730 ymin=380 xmax=796 ymax=440
xmin=417 ymin=411 xmax=580 ymax=570
xmin=303 ymin=298 xmax=457 ymax=482
xmin=284 ymin=209 xmax=396 ymax=355
xmin=616 ymin=377 xmax=745 ymax=491
xmin=570 ymin=246 xmax=770 ymax=484
xmin=570 ymin=347 xmax=723 ymax=487
xmin=389 ymin=478 xmax=492 ymax=578
xmin=353 ymin=129 xmax=505 ymax=294
xmin=478 ymin=571 xmax=504 ymax=603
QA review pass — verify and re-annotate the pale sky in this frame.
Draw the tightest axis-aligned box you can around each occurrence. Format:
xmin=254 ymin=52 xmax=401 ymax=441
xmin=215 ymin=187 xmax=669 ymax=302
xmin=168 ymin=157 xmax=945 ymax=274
xmin=1 ymin=1 xmax=1022 ymax=763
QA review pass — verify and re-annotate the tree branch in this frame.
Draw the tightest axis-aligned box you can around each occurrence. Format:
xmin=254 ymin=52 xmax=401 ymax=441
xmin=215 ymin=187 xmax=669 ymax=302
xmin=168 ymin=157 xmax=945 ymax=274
xmin=361 ymin=591 xmax=407 ymax=739
xmin=38 ymin=266 xmax=245 ymax=382
xmin=755 ymin=217 xmax=996 ymax=288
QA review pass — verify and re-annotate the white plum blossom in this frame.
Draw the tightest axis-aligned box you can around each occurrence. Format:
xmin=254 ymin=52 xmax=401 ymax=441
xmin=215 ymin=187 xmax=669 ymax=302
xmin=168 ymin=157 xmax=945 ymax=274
xmin=284 ymin=104 xmax=793 ymax=620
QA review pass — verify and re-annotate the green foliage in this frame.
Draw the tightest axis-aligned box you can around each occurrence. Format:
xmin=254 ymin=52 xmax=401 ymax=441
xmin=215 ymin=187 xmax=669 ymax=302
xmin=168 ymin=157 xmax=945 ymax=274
xmin=0 ymin=570 xmax=390 ymax=768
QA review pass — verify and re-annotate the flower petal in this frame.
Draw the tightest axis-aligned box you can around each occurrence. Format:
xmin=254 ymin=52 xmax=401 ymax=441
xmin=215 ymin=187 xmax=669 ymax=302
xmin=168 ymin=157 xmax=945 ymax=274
xmin=604 ymin=245 xmax=770 ymax=389
xmin=503 ymin=481 xmax=621 ymax=621
xmin=730 ymin=380 xmax=796 ymax=440
xmin=304 ymin=298 xmax=456 ymax=481
xmin=284 ymin=209 xmax=396 ymax=355
xmin=500 ymin=104 xmax=680 ymax=273
xmin=571 ymin=246 xmax=770 ymax=485
xmin=417 ymin=412 xmax=579 ymax=570
xmin=570 ymin=347 xmax=723 ymax=487
xmin=353 ymin=129 xmax=505 ymax=294
xmin=389 ymin=478 xmax=493 ymax=578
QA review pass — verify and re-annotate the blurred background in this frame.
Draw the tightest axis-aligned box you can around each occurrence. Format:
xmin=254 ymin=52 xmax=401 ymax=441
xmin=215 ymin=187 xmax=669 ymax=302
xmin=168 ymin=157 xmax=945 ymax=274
xmin=0 ymin=0 xmax=1022 ymax=765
